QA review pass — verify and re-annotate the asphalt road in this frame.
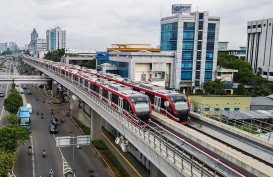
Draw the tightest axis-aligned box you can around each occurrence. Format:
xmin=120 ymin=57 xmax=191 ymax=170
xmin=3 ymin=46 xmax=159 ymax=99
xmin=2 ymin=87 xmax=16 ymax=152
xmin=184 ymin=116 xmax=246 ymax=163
xmin=14 ymin=84 xmax=112 ymax=177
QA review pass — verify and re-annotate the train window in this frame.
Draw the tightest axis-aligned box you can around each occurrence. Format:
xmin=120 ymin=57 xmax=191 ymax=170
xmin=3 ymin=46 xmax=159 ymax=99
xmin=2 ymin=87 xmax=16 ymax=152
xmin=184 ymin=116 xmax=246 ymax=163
xmin=102 ymin=89 xmax=108 ymax=98
xmin=161 ymin=98 xmax=167 ymax=109
xmin=146 ymin=93 xmax=155 ymax=103
xmin=84 ymin=81 xmax=88 ymax=87
xmin=174 ymin=101 xmax=188 ymax=111
xmin=95 ymin=86 xmax=100 ymax=93
xmin=90 ymin=83 xmax=95 ymax=91
xmin=112 ymin=94 xmax=118 ymax=104
xmin=123 ymin=99 xmax=130 ymax=112
xmin=80 ymin=78 xmax=83 ymax=84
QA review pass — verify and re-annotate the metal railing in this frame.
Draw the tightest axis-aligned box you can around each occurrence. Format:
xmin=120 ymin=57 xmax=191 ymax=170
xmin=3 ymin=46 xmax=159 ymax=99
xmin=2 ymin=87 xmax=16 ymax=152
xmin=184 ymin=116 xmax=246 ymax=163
xmin=192 ymin=101 xmax=273 ymax=140
xmin=23 ymin=57 xmax=246 ymax=177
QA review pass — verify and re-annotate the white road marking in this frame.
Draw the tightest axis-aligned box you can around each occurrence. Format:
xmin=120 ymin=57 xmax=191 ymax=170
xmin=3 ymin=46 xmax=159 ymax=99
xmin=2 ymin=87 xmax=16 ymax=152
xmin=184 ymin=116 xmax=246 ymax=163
xmin=31 ymin=135 xmax=35 ymax=177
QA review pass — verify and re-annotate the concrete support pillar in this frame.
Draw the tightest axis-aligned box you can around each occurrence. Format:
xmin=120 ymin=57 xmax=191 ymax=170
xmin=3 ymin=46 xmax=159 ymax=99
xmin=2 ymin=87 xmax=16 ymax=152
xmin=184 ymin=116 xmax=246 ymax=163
xmin=150 ymin=163 xmax=166 ymax=177
xmin=69 ymin=95 xmax=80 ymax=118
xmin=52 ymin=80 xmax=58 ymax=96
xmin=36 ymin=70 xmax=41 ymax=76
xmin=90 ymin=108 xmax=102 ymax=140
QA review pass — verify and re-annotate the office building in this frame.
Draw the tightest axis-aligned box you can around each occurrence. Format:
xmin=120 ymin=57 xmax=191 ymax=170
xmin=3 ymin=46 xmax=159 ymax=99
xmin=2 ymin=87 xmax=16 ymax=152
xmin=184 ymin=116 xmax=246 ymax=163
xmin=31 ymin=28 xmax=38 ymax=42
xmin=218 ymin=42 xmax=229 ymax=51
xmin=160 ymin=5 xmax=220 ymax=91
xmin=246 ymin=18 xmax=273 ymax=81
xmin=46 ymin=26 xmax=66 ymax=51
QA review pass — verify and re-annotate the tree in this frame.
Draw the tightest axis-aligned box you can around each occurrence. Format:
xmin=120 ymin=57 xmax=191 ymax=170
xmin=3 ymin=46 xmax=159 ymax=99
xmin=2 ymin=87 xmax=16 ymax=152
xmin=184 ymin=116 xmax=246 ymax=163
xmin=24 ymin=49 xmax=31 ymax=56
xmin=0 ymin=125 xmax=31 ymax=153
xmin=0 ymin=151 xmax=15 ymax=176
xmin=236 ymin=84 xmax=247 ymax=95
xmin=4 ymin=89 xmax=23 ymax=114
xmin=80 ymin=60 xmax=96 ymax=69
xmin=44 ymin=48 xmax=65 ymax=62
xmin=6 ymin=114 xmax=18 ymax=125
xmin=204 ymin=79 xmax=225 ymax=95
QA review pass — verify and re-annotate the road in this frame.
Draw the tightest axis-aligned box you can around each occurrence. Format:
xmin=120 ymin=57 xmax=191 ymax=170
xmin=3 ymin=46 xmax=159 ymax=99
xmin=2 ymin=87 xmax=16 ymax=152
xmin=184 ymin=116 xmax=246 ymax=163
xmin=0 ymin=57 xmax=111 ymax=177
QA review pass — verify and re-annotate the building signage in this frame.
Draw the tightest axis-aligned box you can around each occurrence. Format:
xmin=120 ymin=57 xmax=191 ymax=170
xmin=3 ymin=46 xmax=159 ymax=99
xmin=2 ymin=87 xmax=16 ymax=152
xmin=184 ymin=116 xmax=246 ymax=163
xmin=172 ymin=4 xmax=192 ymax=14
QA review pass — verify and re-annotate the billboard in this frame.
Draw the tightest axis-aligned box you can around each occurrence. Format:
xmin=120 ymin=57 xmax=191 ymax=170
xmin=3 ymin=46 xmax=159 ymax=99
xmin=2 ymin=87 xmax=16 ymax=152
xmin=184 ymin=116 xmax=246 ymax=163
xmin=172 ymin=4 xmax=192 ymax=14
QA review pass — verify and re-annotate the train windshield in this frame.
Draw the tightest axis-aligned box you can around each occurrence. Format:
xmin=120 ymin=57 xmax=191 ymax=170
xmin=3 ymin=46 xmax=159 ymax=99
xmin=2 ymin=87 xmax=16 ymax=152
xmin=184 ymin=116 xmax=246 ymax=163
xmin=134 ymin=102 xmax=150 ymax=112
xmin=174 ymin=101 xmax=188 ymax=111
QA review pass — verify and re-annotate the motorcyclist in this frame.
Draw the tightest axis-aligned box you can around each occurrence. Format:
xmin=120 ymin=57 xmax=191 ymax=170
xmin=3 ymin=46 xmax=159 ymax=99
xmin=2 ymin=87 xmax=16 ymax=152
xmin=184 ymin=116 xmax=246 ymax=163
xmin=49 ymin=169 xmax=54 ymax=176
xmin=42 ymin=147 xmax=46 ymax=158
xmin=41 ymin=113 xmax=43 ymax=119
xmin=36 ymin=109 xmax=39 ymax=115
xmin=51 ymin=109 xmax=54 ymax=115
xmin=28 ymin=145 xmax=32 ymax=155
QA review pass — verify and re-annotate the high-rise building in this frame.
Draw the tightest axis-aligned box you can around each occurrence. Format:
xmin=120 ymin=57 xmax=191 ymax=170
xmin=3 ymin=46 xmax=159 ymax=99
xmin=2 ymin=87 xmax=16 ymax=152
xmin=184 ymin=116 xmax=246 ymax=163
xmin=246 ymin=18 xmax=273 ymax=81
xmin=46 ymin=26 xmax=66 ymax=51
xmin=160 ymin=4 xmax=220 ymax=91
xmin=31 ymin=28 xmax=38 ymax=41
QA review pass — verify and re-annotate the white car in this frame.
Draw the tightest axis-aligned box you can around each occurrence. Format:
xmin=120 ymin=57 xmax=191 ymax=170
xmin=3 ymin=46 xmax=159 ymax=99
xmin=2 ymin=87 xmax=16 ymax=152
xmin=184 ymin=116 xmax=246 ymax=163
xmin=26 ymin=103 xmax=32 ymax=113
xmin=19 ymin=88 xmax=24 ymax=94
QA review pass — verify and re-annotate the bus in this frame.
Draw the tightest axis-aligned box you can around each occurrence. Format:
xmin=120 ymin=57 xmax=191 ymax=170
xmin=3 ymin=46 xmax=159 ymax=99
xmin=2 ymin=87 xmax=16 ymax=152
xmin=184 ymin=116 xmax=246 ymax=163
xmin=18 ymin=107 xmax=31 ymax=129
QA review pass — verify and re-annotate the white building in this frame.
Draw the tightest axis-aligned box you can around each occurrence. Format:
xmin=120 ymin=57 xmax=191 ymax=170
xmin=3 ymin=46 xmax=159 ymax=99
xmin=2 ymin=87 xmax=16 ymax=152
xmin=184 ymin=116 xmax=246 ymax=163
xmin=46 ymin=26 xmax=66 ymax=51
xmin=216 ymin=67 xmax=238 ymax=82
xmin=109 ymin=51 xmax=175 ymax=87
xmin=246 ymin=18 xmax=273 ymax=81
xmin=160 ymin=5 xmax=220 ymax=91
xmin=61 ymin=48 xmax=96 ymax=64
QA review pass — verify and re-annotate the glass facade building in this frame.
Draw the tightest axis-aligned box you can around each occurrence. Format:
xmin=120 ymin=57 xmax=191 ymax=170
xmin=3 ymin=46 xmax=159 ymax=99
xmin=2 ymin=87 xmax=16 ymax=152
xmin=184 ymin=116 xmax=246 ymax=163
xmin=160 ymin=11 xmax=220 ymax=91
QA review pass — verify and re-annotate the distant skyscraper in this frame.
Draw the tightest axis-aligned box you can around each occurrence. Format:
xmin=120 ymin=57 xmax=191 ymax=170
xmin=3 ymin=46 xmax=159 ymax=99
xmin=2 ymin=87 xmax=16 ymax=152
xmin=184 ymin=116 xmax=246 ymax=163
xmin=31 ymin=28 xmax=38 ymax=41
xmin=46 ymin=26 xmax=66 ymax=51
xmin=246 ymin=18 xmax=273 ymax=81
xmin=160 ymin=5 xmax=220 ymax=91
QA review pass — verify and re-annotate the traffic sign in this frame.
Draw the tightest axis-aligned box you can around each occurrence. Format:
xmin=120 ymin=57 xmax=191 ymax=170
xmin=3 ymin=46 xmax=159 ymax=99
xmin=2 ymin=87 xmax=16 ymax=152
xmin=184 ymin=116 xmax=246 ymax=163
xmin=76 ymin=135 xmax=90 ymax=145
xmin=56 ymin=136 xmax=71 ymax=147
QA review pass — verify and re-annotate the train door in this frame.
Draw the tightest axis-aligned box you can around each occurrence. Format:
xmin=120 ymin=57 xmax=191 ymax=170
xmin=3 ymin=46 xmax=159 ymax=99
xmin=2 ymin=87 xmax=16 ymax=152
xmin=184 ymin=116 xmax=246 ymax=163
xmin=154 ymin=96 xmax=161 ymax=112
xmin=99 ymin=88 xmax=103 ymax=100
xmin=118 ymin=97 xmax=123 ymax=113
xmin=108 ymin=92 xmax=112 ymax=106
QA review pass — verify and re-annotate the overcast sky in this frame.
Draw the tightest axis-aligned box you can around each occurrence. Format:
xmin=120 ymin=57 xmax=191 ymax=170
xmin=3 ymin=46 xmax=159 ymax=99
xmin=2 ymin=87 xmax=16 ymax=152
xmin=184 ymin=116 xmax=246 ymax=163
xmin=0 ymin=0 xmax=272 ymax=50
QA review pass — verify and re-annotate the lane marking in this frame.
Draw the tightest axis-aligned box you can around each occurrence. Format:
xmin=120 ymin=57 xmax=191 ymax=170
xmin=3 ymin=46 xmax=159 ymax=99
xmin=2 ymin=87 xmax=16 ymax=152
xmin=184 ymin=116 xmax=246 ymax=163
xmin=31 ymin=135 xmax=35 ymax=177
xmin=101 ymin=132 xmax=142 ymax=177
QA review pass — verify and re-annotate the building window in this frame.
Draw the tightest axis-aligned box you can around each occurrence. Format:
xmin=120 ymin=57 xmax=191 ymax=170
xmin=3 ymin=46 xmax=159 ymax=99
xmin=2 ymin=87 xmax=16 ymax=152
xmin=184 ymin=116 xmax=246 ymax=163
xmin=119 ymin=62 xmax=127 ymax=67
xmin=141 ymin=74 xmax=146 ymax=81
xmin=253 ymin=25 xmax=256 ymax=28
xmin=196 ymin=61 xmax=201 ymax=70
xmin=195 ymin=81 xmax=200 ymax=86
xmin=263 ymin=72 xmax=267 ymax=75
xmin=214 ymin=108 xmax=220 ymax=111
xmin=198 ymin=21 xmax=203 ymax=30
xmin=247 ymin=26 xmax=251 ymax=29
xmin=181 ymin=61 xmax=193 ymax=70
xmin=270 ymin=72 xmax=273 ymax=76
xmin=195 ymin=71 xmax=200 ymax=79
xmin=197 ymin=41 xmax=202 ymax=50
xmin=183 ymin=22 xmax=195 ymax=31
xmin=205 ymin=71 xmax=212 ymax=79
xmin=258 ymin=24 xmax=261 ymax=28
xmin=183 ymin=41 xmax=194 ymax=50
xmin=198 ymin=31 xmax=203 ymax=40
xmin=234 ymin=108 xmax=240 ymax=111
xmin=197 ymin=51 xmax=202 ymax=60
xmin=269 ymin=23 xmax=272 ymax=26
xmin=183 ymin=31 xmax=195 ymax=40
xmin=206 ymin=51 xmax=214 ymax=60
xmin=160 ymin=22 xmax=178 ymax=51
xmin=224 ymin=108 xmax=230 ymax=111
xmin=181 ymin=71 xmax=192 ymax=80
xmin=205 ymin=61 xmax=213 ymax=70
xmin=264 ymin=24 xmax=266 ymax=27
xmin=204 ymin=108 xmax=210 ymax=111
xmin=182 ymin=51 xmax=193 ymax=60
xmin=199 ymin=13 xmax=204 ymax=20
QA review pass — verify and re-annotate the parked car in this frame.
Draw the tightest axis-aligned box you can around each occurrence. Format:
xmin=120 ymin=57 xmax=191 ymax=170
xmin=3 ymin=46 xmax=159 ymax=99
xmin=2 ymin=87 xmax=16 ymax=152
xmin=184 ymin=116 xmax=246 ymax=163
xmin=51 ymin=117 xmax=60 ymax=126
xmin=0 ymin=91 xmax=4 ymax=97
xmin=49 ymin=123 xmax=58 ymax=134
xmin=27 ymin=90 xmax=31 ymax=95
xmin=19 ymin=88 xmax=24 ymax=94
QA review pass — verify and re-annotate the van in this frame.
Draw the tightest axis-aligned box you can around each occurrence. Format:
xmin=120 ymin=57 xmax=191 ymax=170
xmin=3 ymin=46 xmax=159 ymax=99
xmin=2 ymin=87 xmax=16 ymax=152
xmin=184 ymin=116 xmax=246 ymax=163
xmin=26 ymin=103 xmax=32 ymax=114
xmin=19 ymin=88 xmax=24 ymax=94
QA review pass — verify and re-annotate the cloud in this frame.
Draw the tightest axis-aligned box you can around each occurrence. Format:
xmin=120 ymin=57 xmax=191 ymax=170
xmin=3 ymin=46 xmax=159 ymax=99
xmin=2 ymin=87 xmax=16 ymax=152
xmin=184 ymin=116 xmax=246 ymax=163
xmin=0 ymin=0 xmax=273 ymax=50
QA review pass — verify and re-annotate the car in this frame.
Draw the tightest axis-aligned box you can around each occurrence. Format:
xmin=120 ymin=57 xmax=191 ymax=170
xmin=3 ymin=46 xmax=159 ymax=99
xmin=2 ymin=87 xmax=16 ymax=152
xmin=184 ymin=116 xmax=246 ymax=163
xmin=26 ymin=103 xmax=32 ymax=113
xmin=19 ymin=88 xmax=24 ymax=94
xmin=23 ymin=85 xmax=27 ymax=89
xmin=49 ymin=123 xmax=58 ymax=134
xmin=51 ymin=117 xmax=60 ymax=126
xmin=27 ymin=90 xmax=31 ymax=95
xmin=0 ymin=91 xmax=4 ymax=97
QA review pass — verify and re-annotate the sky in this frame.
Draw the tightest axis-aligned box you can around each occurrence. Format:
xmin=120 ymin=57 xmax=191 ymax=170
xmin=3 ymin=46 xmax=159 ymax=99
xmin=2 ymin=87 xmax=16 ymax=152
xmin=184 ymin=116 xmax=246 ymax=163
xmin=0 ymin=0 xmax=273 ymax=50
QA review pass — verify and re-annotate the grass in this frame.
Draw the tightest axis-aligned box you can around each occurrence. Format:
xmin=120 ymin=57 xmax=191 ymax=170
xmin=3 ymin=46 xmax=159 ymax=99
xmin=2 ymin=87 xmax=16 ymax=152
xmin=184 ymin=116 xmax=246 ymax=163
xmin=235 ymin=124 xmax=258 ymax=134
xmin=71 ymin=116 xmax=129 ymax=177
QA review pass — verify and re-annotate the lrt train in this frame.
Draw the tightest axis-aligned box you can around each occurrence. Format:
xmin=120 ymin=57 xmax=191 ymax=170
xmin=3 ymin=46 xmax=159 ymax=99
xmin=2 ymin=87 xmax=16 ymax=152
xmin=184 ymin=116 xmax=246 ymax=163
xmin=79 ymin=72 xmax=191 ymax=124
xmin=22 ymin=55 xmax=190 ymax=124
xmin=23 ymin=56 xmax=151 ymax=125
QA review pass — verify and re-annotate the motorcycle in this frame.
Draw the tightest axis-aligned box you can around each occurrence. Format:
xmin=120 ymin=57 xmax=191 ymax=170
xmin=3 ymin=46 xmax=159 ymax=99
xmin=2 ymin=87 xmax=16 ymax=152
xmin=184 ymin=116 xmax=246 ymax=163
xmin=41 ymin=113 xmax=44 ymax=119
xmin=49 ymin=169 xmax=54 ymax=177
xmin=36 ymin=110 xmax=39 ymax=115
xmin=28 ymin=146 xmax=32 ymax=155
xmin=42 ymin=151 xmax=46 ymax=158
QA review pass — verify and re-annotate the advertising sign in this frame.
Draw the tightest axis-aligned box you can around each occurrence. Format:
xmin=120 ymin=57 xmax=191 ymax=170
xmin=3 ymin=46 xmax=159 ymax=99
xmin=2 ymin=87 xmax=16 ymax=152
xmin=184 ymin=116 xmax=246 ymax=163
xmin=172 ymin=4 xmax=192 ymax=14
